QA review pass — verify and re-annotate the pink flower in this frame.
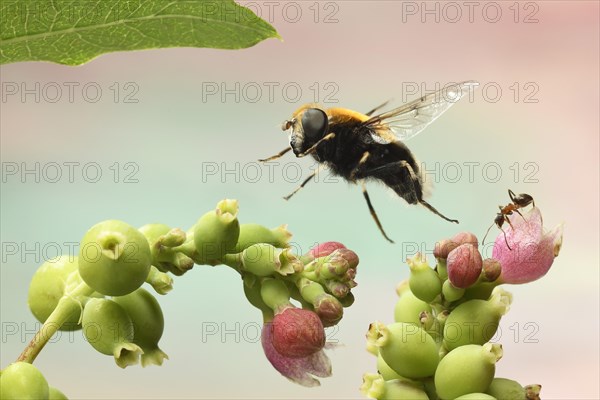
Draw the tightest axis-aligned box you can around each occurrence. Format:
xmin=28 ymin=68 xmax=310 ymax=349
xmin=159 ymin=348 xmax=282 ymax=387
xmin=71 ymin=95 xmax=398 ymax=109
xmin=261 ymin=319 xmax=331 ymax=387
xmin=308 ymin=242 xmax=346 ymax=259
xmin=492 ymin=207 xmax=563 ymax=284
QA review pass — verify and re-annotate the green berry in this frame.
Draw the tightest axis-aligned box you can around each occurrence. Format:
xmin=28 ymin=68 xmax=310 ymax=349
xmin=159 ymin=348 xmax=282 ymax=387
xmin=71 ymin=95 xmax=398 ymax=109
xmin=242 ymin=244 xmax=283 ymax=277
xmin=436 ymin=258 xmax=449 ymax=280
xmin=260 ymin=278 xmax=292 ymax=312
xmin=463 ymin=281 xmax=498 ymax=301
xmin=113 ymin=288 xmax=168 ymax=367
xmin=48 ymin=387 xmax=68 ymax=400
xmin=0 ymin=362 xmax=49 ymax=400
xmin=376 ymin=353 xmax=403 ymax=381
xmin=454 ymin=394 xmax=497 ymax=400
xmin=442 ymin=279 xmax=465 ymax=302
xmin=434 ymin=343 xmax=502 ymax=400
xmin=81 ymin=298 xmax=142 ymax=368
xmin=369 ymin=322 xmax=439 ymax=379
xmin=193 ymin=199 xmax=240 ymax=264
xmin=361 ymin=373 xmax=428 ymax=400
xmin=394 ymin=290 xmax=432 ymax=325
xmin=407 ymin=254 xmax=442 ymax=303
xmin=28 ymin=255 xmax=82 ymax=331
xmin=234 ymin=223 xmax=291 ymax=252
xmin=486 ymin=377 xmax=526 ymax=399
xmin=78 ymin=220 xmax=152 ymax=296
xmin=243 ymin=276 xmax=273 ymax=319
xmin=444 ymin=289 xmax=512 ymax=351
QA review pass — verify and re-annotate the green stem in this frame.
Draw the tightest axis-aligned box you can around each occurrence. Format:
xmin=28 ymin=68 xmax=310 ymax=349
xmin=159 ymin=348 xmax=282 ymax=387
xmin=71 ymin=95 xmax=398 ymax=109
xmin=17 ymin=281 xmax=94 ymax=364
xmin=145 ymin=266 xmax=173 ymax=295
xmin=221 ymin=253 xmax=243 ymax=273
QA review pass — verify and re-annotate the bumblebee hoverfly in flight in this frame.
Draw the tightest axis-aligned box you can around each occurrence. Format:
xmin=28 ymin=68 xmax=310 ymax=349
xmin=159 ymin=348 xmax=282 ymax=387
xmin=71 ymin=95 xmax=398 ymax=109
xmin=259 ymin=81 xmax=478 ymax=243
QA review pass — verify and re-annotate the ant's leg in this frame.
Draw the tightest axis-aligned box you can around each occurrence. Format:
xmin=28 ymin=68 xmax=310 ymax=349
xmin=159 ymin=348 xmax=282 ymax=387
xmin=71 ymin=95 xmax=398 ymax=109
xmin=360 ymin=181 xmax=394 ymax=243
xmin=514 ymin=209 xmax=527 ymax=221
xmin=482 ymin=222 xmax=496 ymax=246
xmin=283 ymin=166 xmax=322 ymax=201
xmin=501 ymin=227 xmax=513 ymax=250
xmin=297 ymin=133 xmax=336 ymax=158
xmin=505 ymin=214 xmax=515 ymax=230
xmin=259 ymin=147 xmax=291 ymax=162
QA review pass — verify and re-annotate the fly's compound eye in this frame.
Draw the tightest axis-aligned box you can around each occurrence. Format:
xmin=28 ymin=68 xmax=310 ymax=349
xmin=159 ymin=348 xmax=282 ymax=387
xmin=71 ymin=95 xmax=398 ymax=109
xmin=301 ymin=108 xmax=329 ymax=140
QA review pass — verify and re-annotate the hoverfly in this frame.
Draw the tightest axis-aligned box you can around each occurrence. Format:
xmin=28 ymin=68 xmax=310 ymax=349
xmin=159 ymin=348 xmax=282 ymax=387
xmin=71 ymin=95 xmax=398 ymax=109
xmin=260 ymin=81 xmax=478 ymax=243
xmin=482 ymin=189 xmax=536 ymax=250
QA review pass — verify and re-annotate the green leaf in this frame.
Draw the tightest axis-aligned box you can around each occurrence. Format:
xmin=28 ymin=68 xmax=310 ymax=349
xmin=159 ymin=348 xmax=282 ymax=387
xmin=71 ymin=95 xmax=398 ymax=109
xmin=0 ymin=0 xmax=280 ymax=65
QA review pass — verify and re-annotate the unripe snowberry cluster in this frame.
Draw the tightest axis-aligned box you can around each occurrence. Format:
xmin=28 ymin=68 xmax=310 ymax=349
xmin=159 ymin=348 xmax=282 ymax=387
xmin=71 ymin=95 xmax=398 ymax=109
xmin=362 ymin=206 xmax=563 ymax=400
xmin=1 ymin=200 xmax=359 ymax=398
xmin=244 ymin=241 xmax=359 ymax=386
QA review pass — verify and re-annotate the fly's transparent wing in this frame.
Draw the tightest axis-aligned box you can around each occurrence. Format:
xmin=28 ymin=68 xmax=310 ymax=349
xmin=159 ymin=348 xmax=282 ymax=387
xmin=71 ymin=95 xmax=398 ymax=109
xmin=362 ymin=81 xmax=479 ymax=142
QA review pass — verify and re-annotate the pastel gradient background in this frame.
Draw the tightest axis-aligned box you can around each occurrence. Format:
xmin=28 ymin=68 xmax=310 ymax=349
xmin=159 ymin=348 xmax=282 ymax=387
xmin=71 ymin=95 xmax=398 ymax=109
xmin=1 ymin=1 xmax=598 ymax=398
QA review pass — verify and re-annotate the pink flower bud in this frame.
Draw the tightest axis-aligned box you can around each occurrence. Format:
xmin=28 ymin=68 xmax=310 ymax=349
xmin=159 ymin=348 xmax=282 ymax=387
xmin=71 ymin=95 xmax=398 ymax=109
xmin=482 ymin=258 xmax=502 ymax=282
xmin=492 ymin=207 xmax=563 ymax=284
xmin=434 ymin=239 xmax=459 ymax=259
xmin=451 ymin=231 xmax=479 ymax=248
xmin=271 ymin=308 xmax=325 ymax=358
xmin=314 ymin=295 xmax=344 ymax=327
xmin=308 ymin=242 xmax=346 ymax=259
xmin=447 ymin=244 xmax=483 ymax=288
xmin=320 ymin=248 xmax=359 ymax=281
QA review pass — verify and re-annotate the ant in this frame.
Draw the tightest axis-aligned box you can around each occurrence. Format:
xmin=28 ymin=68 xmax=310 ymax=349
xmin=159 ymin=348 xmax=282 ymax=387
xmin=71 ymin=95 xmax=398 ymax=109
xmin=482 ymin=189 xmax=535 ymax=250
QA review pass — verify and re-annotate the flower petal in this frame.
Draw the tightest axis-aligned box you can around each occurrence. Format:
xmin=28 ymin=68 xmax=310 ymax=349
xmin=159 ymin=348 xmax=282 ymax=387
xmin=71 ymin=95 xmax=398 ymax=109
xmin=261 ymin=324 xmax=332 ymax=387
xmin=492 ymin=207 xmax=564 ymax=284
